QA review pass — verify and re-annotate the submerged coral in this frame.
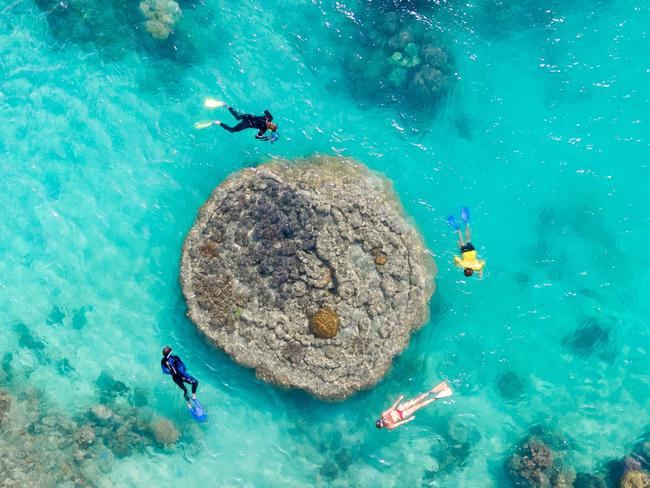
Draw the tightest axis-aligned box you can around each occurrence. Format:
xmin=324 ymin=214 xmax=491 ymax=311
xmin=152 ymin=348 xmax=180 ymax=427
xmin=341 ymin=9 xmax=454 ymax=107
xmin=506 ymin=437 xmax=555 ymax=487
xmin=620 ymin=469 xmax=650 ymax=488
xmin=0 ymin=384 xmax=182 ymax=485
xmin=496 ymin=371 xmax=526 ymax=400
xmin=181 ymin=156 xmax=436 ymax=400
xmin=562 ymin=317 xmax=616 ymax=361
xmin=309 ymin=308 xmax=341 ymax=339
xmin=33 ymin=0 xmax=138 ymax=48
xmin=140 ymin=0 xmax=182 ymax=40
xmin=33 ymin=0 xmax=195 ymax=62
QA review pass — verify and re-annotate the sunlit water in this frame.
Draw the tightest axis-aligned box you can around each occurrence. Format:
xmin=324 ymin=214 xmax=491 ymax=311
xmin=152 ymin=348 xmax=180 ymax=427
xmin=0 ymin=0 xmax=648 ymax=486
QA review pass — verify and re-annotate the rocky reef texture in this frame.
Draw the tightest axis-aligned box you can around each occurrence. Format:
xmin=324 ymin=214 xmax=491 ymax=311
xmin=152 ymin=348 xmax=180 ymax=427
xmin=34 ymin=0 xmax=138 ymax=46
xmin=620 ymin=469 xmax=650 ymax=488
xmin=505 ymin=428 xmax=577 ymax=488
xmin=33 ymin=0 xmax=198 ymax=63
xmin=341 ymin=10 xmax=454 ymax=107
xmin=0 ymin=384 xmax=183 ymax=486
xmin=140 ymin=0 xmax=182 ymax=40
xmin=181 ymin=156 xmax=435 ymax=400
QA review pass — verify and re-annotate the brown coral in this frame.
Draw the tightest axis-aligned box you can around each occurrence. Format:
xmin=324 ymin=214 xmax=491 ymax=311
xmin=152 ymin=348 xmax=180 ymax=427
xmin=372 ymin=248 xmax=388 ymax=265
xmin=621 ymin=470 xmax=650 ymax=488
xmin=151 ymin=418 xmax=180 ymax=445
xmin=506 ymin=438 xmax=555 ymax=487
xmin=309 ymin=308 xmax=340 ymax=339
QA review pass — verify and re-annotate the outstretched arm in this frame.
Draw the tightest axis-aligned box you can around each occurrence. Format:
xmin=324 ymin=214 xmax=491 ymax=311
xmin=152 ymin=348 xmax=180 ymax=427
xmin=389 ymin=395 xmax=404 ymax=411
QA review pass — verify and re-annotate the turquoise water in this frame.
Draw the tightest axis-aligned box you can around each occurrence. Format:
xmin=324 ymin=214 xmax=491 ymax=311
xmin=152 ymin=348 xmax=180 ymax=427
xmin=1 ymin=0 xmax=648 ymax=485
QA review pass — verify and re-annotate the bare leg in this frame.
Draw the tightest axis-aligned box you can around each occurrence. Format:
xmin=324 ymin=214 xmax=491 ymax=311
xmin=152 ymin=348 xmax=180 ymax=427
xmin=400 ymin=392 xmax=430 ymax=410
xmin=465 ymin=223 xmax=472 ymax=242
xmin=457 ymin=229 xmax=464 ymax=247
xmin=402 ymin=397 xmax=437 ymax=417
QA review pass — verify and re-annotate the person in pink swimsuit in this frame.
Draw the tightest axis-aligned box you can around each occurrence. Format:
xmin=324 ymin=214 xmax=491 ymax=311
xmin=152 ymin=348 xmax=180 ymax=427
xmin=376 ymin=381 xmax=453 ymax=430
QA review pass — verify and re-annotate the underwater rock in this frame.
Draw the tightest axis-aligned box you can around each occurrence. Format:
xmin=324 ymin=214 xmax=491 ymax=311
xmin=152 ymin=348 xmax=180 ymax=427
xmin=2 ymin=352 xmax=13 ymax=383
xmin=0 ymin=389 xmax=12 ymax=423
xmin=620 ymin=469 xmax=650 ymax=488
xmin=57 ymin=357 xmax=75 ymax=375
xmin=34 ymin=0 xmax=137 ymax=48
xmin=181 ymin=156 xmax=436 ymax=400
xmin=309 ymin=308 xmax=340 ymax=339
xmin=319 ymin=460 xmax=339 ymax=480
xmin=151 ymin=417 xmax=180 ymax=445
xmin=47 ymin=304 xmax=66 ymax=325
xmin=334 ymin=448 xmax=353 ymax=471
xmin=552 ymin=470 xmax=576 ymax=488
xmin=139 ymin=0 xmax=182 ymax=40
xmin=96 ymin=371 xmax=129 ymax=402
xmin=327 ymin=7 xmax=453 ymax=108
xmin=562 ymin=317 xmax=614 ymax=361
xmin=496 ymin=371 xmax=525 ymax=400
xmin=0 ymin=386 xmax=173 ymax=485
xmin=72 ymin=305 xmax=92 ymax=330
xmin=15 ymin=322 xmax=46 ymax=353
xmin=90 ymin=404 xmax=115 ymax=423
xmin=574 ymin=473 xmax=606 ymax=488
xmin=74 ymin=424 xmax=96 ymax=447
xmin=506 ymin=437 xmax=555 ymax=487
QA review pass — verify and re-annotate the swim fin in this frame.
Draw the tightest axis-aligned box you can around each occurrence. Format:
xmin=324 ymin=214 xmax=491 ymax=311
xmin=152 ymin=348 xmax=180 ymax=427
xmin=189 ymin=398 xmax=207 ymax=422
xmin=194 ymin=120 xmax=214 ymax=129
xmin=447 ymin=215 xmax=460 ymax=230
xmin=460 ymin=207 xmax=470 ymax=223
xmin=430 ymin=381 xmax=453 ymax=399
xmin=204 ymin=98 xmax=225 ymax=109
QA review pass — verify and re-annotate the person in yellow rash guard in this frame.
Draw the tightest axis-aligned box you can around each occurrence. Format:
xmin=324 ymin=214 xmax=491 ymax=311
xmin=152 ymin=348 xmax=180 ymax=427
xmin=454 ymin=222 xmax=485 ymax=278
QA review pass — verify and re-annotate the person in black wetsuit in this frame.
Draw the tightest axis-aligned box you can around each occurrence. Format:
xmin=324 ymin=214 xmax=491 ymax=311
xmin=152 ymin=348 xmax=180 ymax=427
xmin=161 ymin=346 xmax=198 ymax=405
xmin=213 ymin=106 xmax=278 ymax=141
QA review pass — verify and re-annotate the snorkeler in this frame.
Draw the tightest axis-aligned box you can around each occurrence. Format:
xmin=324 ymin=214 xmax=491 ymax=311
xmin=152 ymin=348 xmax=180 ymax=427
xmin=448 ymin=207 xmax=485 ymax=278
xmin=213 ymin=106 xmax=279 ymax=142
xmin=161 ymin=346 xmax=198 ymax=406
xmin=376 ymin=381 xmax=453 ymax=431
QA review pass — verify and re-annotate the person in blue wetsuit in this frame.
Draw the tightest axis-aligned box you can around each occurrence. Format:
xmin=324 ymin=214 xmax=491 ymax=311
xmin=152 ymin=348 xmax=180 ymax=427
xmin=161 ymin=346 xmax=198 ymax=405
xmin=212 ymin=106 xmax=279 ymax=141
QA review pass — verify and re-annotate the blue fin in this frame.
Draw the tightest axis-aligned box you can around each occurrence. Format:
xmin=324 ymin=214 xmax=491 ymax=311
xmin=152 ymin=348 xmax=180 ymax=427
xmin=189 ymin=398 xmax=207 ymax=422
xmin=460 ymin=207 xmax=470 ymax=223
xmin=447 ymin=215 xmax=460 ymax=230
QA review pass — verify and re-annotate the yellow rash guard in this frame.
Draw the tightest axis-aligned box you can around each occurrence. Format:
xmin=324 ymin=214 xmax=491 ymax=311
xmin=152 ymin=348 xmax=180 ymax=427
xmin=454 ymin=250 xmax=485 ymax=272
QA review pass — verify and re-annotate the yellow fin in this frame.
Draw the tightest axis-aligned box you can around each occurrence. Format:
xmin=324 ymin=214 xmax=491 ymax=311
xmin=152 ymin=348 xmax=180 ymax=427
xmin=204 ymin=98 xmax=225 ymax=109
xmin=194 ymin=120 xmax=213 ymax=129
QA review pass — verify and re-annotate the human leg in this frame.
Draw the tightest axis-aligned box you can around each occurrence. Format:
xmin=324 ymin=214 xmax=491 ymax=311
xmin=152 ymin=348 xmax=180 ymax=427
xmin=457 ymin=228 xmax=465 ymax=247
xmin=402 ymin=391 xmax=431 ymax=409
xmin=465 ymin=223 xmax=472 ymax=242
xmin=228 ymin=106 xmax=244 ymax=120
xmin=402 ymin=397 xmax=437 ymax=417
xmin=220 ymin=120 xmax=251 ymax=133
xmin=173 ymin=376 xmax=189 ymax=400
xmin=183 ymin=375 xmax=198 ymax=396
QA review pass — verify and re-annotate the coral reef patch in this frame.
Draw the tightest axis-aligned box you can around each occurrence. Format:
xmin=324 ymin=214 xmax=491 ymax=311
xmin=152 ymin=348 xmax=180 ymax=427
xmin=181 ymin=156 xmax=435 ymax=400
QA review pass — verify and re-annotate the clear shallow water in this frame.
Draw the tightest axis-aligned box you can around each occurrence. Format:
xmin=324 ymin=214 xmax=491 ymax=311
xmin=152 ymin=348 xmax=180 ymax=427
xmin=0 ymin=0 xmax=648 ymax=486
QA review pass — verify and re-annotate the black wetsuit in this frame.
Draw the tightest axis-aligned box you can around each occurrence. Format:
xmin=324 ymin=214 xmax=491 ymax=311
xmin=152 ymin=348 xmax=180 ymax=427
xmin=161 ymin=354 xmax=198 ymax=401
xmin=219 ymin=107 xmax=273 ymax=140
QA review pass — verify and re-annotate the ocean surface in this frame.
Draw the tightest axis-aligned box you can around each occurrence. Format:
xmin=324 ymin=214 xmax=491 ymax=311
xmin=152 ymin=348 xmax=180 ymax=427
xmin=0 ymin=0 xmax=648 ymax=486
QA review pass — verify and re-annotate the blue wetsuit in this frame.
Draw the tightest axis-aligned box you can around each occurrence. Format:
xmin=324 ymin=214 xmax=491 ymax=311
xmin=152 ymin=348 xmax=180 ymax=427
xmin=161 ymin=354 xmax=198 ymax=400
